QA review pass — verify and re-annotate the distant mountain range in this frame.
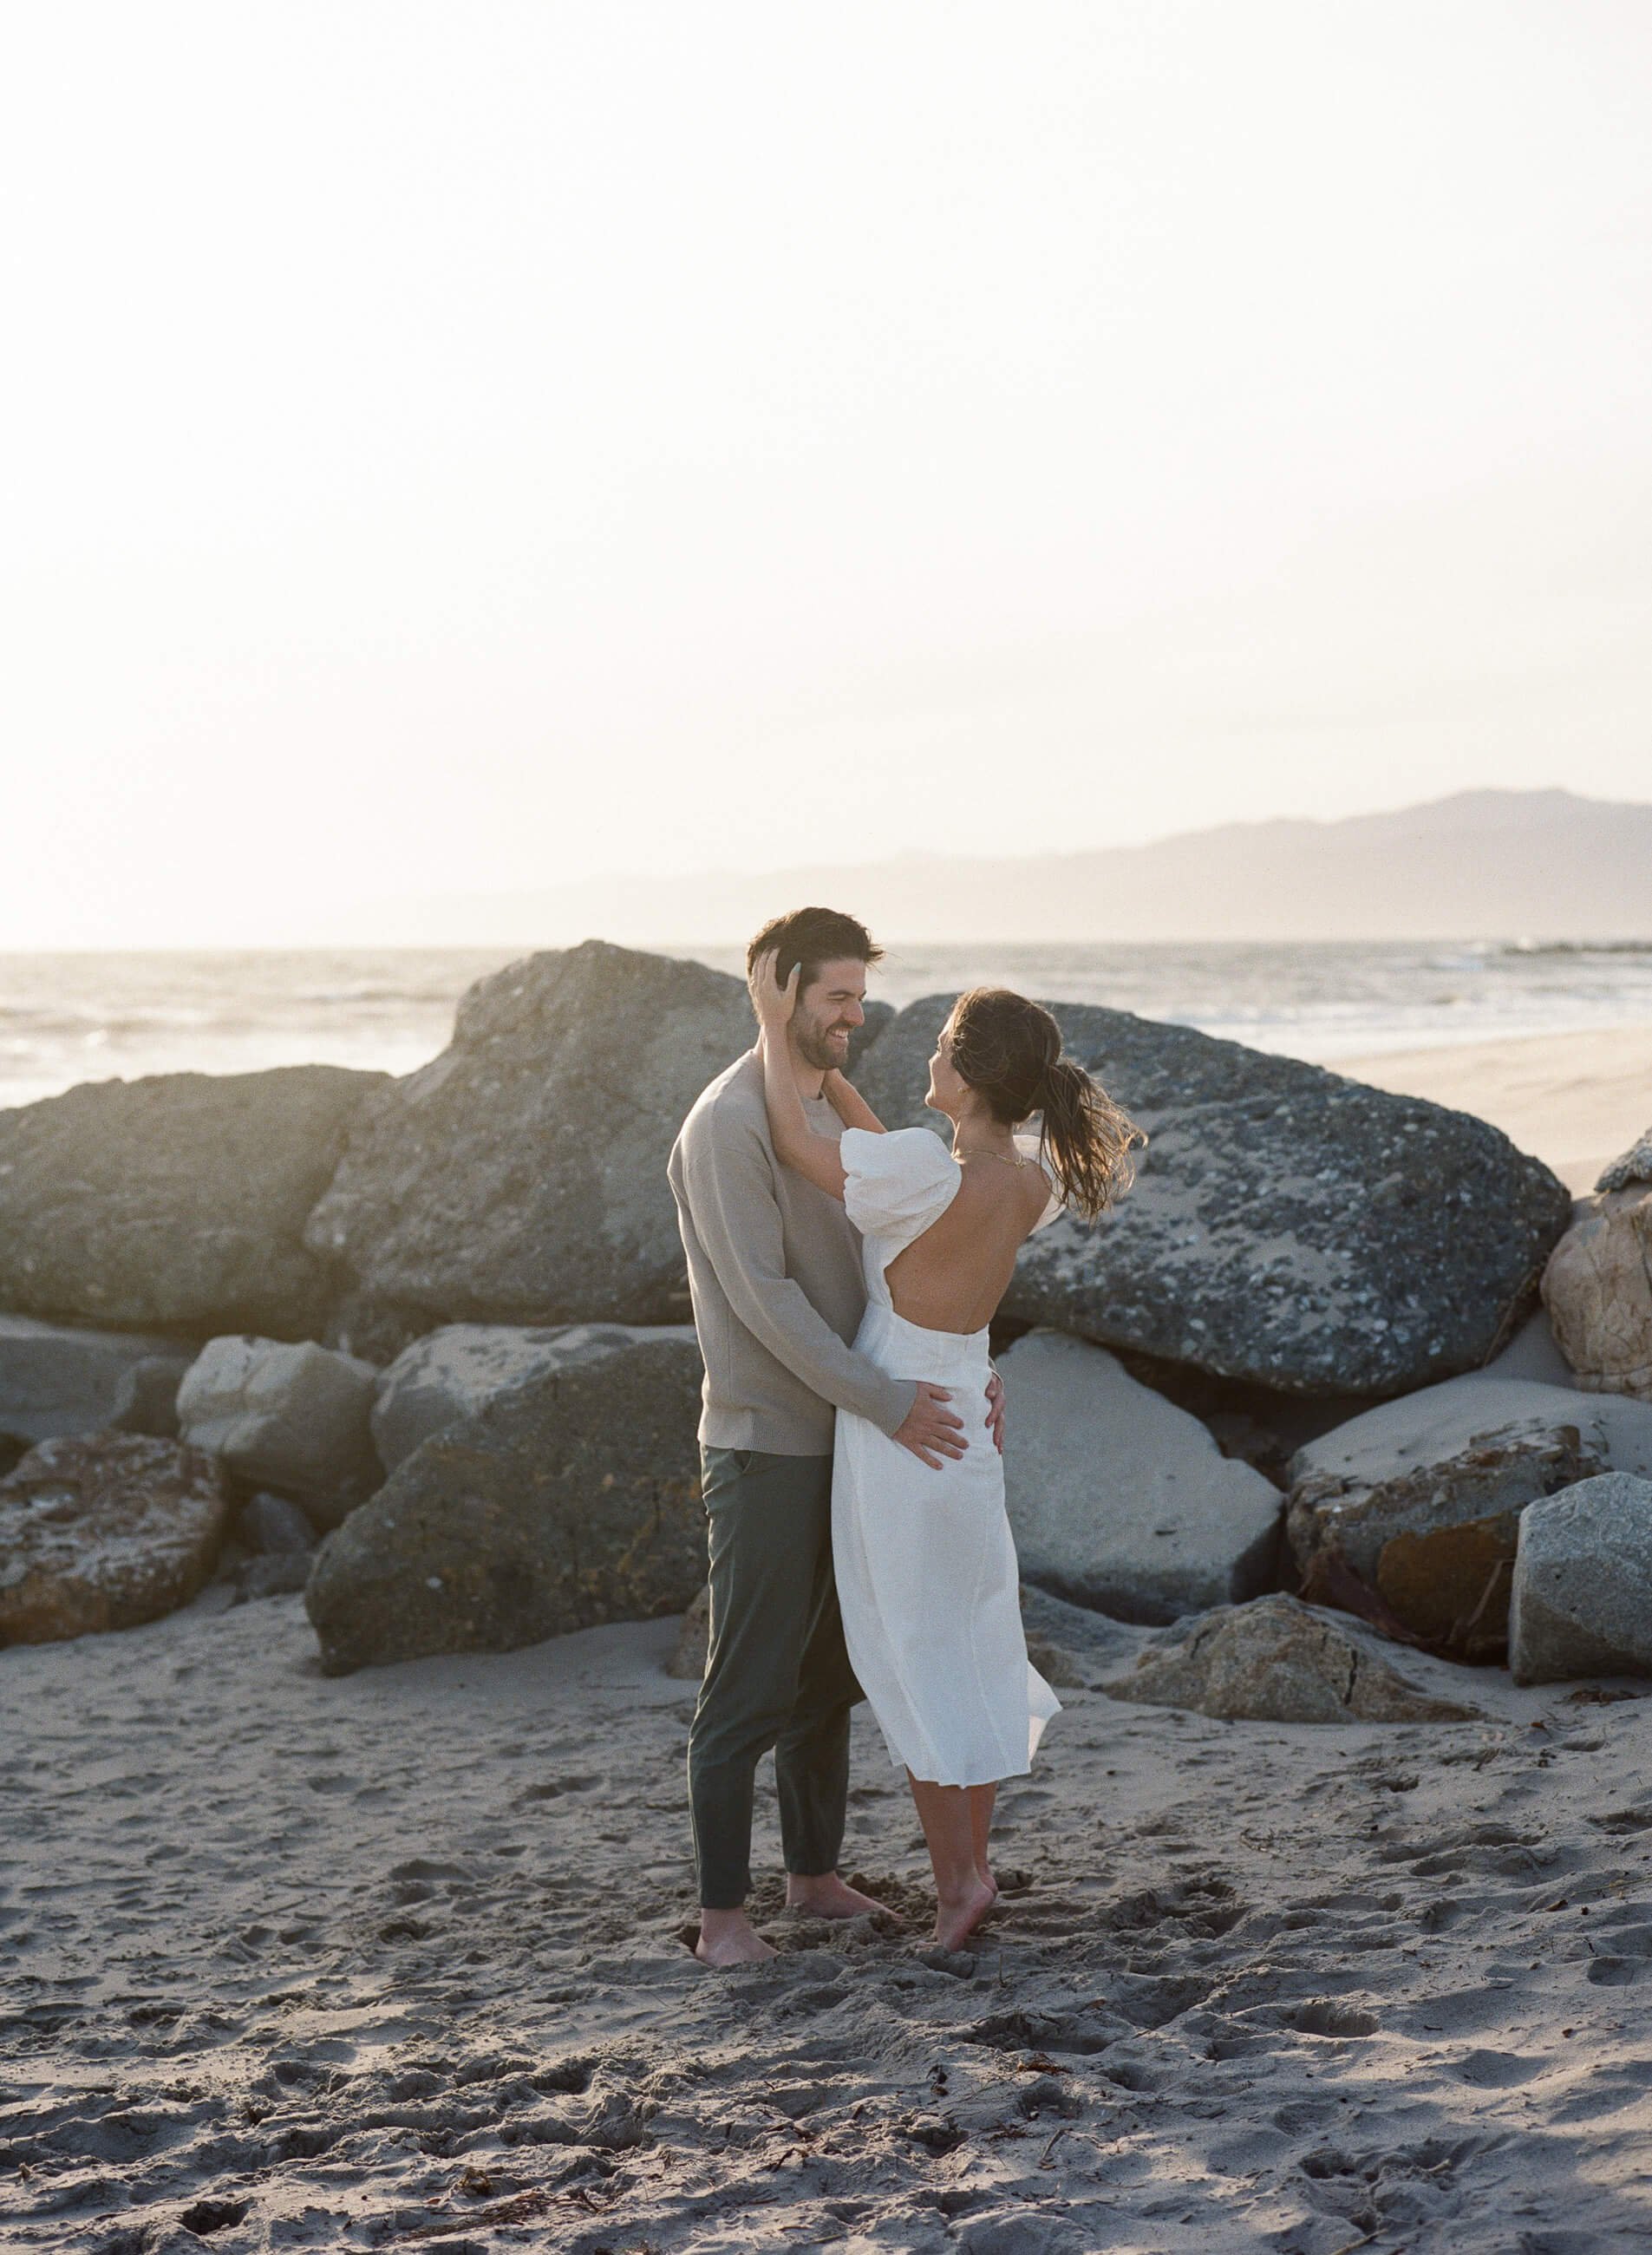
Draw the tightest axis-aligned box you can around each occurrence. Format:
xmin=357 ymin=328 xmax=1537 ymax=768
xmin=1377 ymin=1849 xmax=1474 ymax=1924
xmin=338 ymin=789 xmax=1652 ymax=945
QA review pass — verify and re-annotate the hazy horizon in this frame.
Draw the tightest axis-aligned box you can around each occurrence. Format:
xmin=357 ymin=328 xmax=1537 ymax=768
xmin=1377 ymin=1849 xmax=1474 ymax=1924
xmin=3 ymin=785 xmax=1648 ymax=955
xmin=210 ymin=785 xmax=1652 ymax=949
xmin=5 ymin=4 xmax=1650 ymax=949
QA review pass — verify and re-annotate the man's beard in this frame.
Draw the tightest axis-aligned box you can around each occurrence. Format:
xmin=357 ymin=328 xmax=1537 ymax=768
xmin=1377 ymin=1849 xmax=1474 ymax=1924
xmin=793 ymin=1018 xmax=850 ymax=1073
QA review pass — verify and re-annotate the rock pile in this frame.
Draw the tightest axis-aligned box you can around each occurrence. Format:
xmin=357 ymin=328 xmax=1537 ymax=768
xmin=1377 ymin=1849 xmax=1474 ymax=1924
xmin=3 ymin=945 xmax=1647 ymax=1709
xmin=1284 ymin=1373 xmax=1652 ymax=1661
xmin=859 ymin=994 xmax=1571 ymax=1395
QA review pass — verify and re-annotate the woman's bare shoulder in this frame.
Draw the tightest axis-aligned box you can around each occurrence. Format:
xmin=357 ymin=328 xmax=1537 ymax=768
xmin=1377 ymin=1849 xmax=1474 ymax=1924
xmin=951 ymin=1157 xmax=1052 ymax=1220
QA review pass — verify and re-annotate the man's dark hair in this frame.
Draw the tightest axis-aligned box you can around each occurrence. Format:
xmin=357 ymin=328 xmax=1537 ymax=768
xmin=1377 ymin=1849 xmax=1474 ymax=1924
xmin=746 ymin=905 xmax=883 ymax=991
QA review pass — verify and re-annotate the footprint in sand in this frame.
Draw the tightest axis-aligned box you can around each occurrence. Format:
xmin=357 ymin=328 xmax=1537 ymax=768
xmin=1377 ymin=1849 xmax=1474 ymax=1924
xmin=178 ymin=2196 xmax=250 ymax=2234
xmin=1272 ymin=2095 xmax=1342 ymax=2133
xmin=787 ymin=1982 xmax=851 ymax=2013
xmin=388 ymin=1857 xmax=478 ymax=1882
xmin=1585 ymin=1939 xmax=1652 ymax=1985
xmin=1283 ymin=2000 xmax=1381 ymax=2038
xmin=1551 ymin=2062 xmax=1652 ymax=2121
xmin=966 ymin=2006 xmax=1120 ymax=2059
xmin=1103 ymin=1876 xmax=1244 ymax=1939
xmin=1400 ymin=1984 xmax=1523 ymax=2036
xmin=1588 ymin=1804 xmax=1652 ymax=1835
xmin=1451 ymin=2047 xmax=1545 ymax=2086
xmin=513 ymin=1775 xmax=603 ymax=1804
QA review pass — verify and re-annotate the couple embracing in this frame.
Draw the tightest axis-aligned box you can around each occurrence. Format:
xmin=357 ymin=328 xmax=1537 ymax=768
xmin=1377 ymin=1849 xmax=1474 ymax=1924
xmin=668 ymin=907 xmax=1140 ymax=1966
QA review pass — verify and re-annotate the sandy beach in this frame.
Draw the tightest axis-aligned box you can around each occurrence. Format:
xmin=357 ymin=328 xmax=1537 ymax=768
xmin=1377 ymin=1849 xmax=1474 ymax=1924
xmin=3 ymin=974 xmax=1649 ymax=2252
xmin=1341 ymin=1025 xmax=1652 ymax=1195
xmin=5 ymin=1586 xmax=1652 ymax=2252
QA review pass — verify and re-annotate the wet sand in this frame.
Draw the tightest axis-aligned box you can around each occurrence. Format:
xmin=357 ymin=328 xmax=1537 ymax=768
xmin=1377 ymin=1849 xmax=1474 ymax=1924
xmin=5 ymin=1590 xmax=1652 ymax=2252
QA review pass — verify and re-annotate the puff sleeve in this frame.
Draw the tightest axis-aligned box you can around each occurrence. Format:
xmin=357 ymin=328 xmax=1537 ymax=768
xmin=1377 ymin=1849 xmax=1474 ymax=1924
xmin=839 ymin=1127 xmax=961 ymax=1245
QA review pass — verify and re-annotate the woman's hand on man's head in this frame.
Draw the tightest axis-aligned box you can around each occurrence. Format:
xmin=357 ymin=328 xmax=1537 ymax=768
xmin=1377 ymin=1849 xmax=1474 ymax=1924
xmin=749 ymin=947 xmax=800 ymax=1031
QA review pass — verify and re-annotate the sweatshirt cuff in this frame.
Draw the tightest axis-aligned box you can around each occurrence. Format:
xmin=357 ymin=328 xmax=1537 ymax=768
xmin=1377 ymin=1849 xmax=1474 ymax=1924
xmin=870 ymin=1376 xmax=917 ymax=1438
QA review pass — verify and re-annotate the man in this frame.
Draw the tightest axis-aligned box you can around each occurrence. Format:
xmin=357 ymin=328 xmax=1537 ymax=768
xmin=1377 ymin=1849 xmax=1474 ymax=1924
xmin=668 ymin=906 xmax=1004 ymax=1967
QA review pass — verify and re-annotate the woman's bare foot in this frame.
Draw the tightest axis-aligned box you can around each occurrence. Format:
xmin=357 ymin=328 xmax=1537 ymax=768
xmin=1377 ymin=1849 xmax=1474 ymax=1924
xmin=786 ymin=1872 xmax=886 ymax=1919
xmin=695 ymin=1909 xmax=776 ymax=1967
xmin=933 ymin=1875 xmax=996 ymax=1952
xmin=976 ymin=1862 xmax=998 ymax=1901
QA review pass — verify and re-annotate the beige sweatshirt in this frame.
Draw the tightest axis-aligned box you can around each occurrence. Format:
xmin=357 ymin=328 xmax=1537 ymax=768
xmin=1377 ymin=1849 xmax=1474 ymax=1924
xmin=668 ymin=1049 xmax=915 ymax=1454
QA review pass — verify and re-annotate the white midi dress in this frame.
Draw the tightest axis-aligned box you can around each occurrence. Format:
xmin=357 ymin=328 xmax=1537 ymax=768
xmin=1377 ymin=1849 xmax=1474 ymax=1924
xmin=833 ymin=1127 xmax=1061 ymax=1788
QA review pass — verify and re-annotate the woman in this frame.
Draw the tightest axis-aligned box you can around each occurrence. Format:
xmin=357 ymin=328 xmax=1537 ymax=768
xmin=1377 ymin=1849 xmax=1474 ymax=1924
xmin=753 ymin=957 xmax=1143 ymax=1950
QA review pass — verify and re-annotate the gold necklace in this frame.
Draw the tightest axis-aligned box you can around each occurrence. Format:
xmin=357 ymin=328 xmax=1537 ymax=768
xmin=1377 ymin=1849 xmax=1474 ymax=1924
xmin=954 ymin=1143 xmax=1028 ymax=1168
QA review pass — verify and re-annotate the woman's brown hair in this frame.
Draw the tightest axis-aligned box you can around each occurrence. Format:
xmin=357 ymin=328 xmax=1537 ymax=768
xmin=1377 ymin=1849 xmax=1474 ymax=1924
xmin=944 ymin=987 xmax=1145 ymax=1222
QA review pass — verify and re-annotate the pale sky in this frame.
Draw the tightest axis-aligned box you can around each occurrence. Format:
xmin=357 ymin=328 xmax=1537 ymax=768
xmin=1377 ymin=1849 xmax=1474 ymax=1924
xmin=3 ymin=2 xmax=1649 ymax=947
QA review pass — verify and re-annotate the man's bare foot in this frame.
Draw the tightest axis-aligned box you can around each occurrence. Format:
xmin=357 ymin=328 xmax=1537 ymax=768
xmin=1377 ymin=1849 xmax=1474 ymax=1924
xmin=785 ymin=1872 xmax=886 ymax=1919
xmin=695 ymin=1909 xmax=775 ymax=1967
xmin=933 ymin=1875 xmax=996 ymax=1951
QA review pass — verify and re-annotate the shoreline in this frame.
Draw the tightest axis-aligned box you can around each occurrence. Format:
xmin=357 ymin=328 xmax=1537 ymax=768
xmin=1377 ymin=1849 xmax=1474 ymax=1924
xmin=4 ymin=929 xmax=1650 ymax=1132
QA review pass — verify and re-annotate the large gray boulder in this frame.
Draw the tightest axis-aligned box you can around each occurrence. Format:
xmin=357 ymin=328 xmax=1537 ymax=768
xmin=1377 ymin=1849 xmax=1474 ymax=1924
xmin=176 ymin=1337 xmax=382 ymax=1524
xmin=303 ymin=941 xmax=758 ymax=1329
xmin=306 ymin=1328 xmax=704 ymax=1673
xmin=371 ymin=1321 xmax=693 ymax=1473
xmin=0 ymin=1065 xmax=384 ymax=1338
xmin=1510 ymin=1474 xmax=1652 ymax=1685
xmin=998 ymin=1329 xmax=1283 ymax=1623
xmin=858 ymin=996 xmax=1570 ymax=1396
xmin=1543 ymin=1186 xmax=1652 ymax=1403
xmin=1285 ymin=1374 xmax=1652 ymax=1660
xmin=0 ymin=1435 xmax=228 ymax=1644
xmin=1101 ymin=1593 xmax=1484 ymax=1724
xmin=0 ymin=1315 xmax=193 ymax=1446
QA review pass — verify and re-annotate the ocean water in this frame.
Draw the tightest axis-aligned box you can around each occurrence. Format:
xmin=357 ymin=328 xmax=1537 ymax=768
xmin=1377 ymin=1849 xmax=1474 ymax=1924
xmin=3 ymin=938 xmax=1652 ymax=1113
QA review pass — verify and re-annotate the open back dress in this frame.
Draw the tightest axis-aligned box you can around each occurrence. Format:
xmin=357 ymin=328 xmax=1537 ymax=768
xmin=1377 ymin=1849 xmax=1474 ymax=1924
xmin=833 ymin=1126 xmax=1061 ymax=1788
